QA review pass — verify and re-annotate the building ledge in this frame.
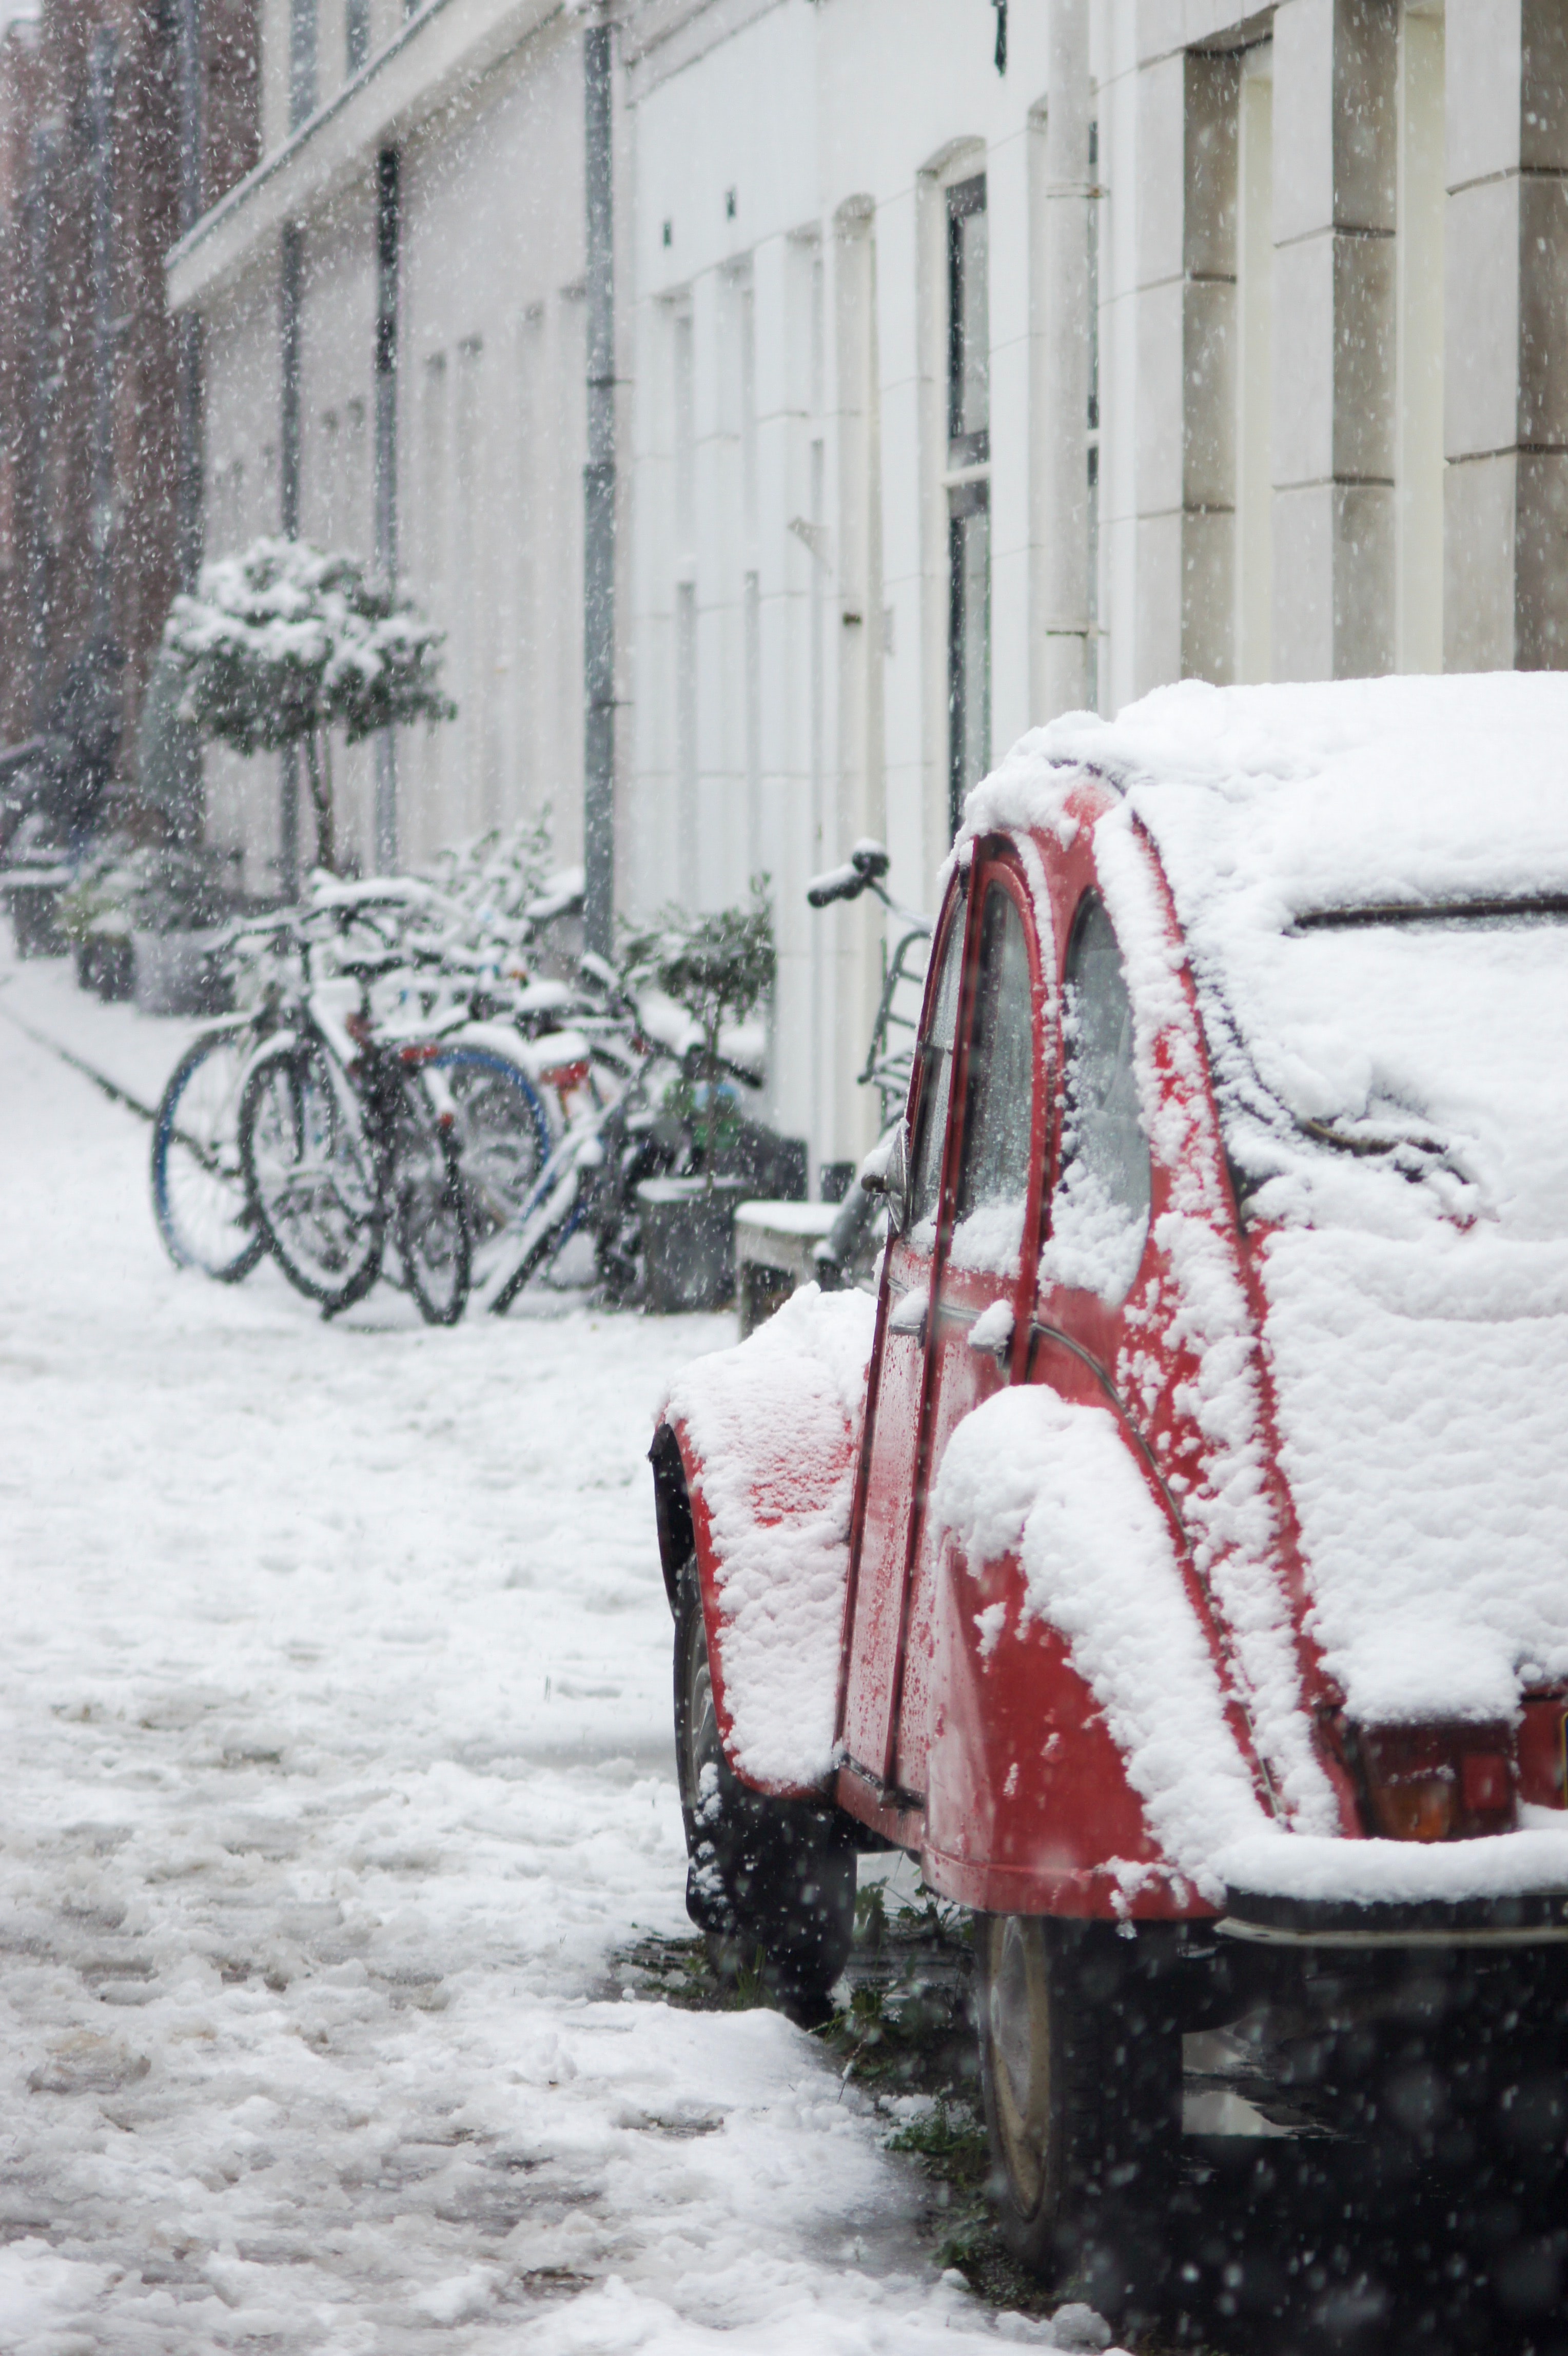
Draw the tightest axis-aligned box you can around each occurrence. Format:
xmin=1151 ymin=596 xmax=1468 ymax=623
xmin=166 ymin=0 xmax=564 ymax=315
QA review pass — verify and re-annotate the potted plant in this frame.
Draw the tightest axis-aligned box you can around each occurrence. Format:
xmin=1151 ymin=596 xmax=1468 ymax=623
xmin=623 ymin=882 xmax=776 ymax=1312
xmin=157 ymin=537 xmax=455 ymax=878
xmin=57 ymin=836 xmax=138 ymax=1000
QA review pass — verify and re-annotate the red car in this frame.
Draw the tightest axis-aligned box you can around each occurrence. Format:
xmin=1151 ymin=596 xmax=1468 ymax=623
xmin=651 ymin=676 xmax=1568 ymax=2303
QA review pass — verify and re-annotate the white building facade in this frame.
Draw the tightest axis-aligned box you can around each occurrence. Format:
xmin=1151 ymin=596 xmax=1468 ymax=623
xmin=623 ymin=0 xmax=1568 ymax=1178
xmin=171 ymin=0 xmax=1568 ymax=1181
xmin=168 ymin=0 xmax=618 ymax=889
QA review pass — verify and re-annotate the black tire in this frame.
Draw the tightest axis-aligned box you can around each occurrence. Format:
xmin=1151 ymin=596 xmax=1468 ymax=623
xmin=150 ymin=1028 xmax=266 ymax=1283
xmin=394 ymin=1081 xmax=471 ymax=1326
xmin=240 ymin=1038 xmax=383 ymax=1314
xmin=672 ymin=1558 xmax=855 ymax=2015
xmin=975 ymin=1914 xmax=1180 ymax=2313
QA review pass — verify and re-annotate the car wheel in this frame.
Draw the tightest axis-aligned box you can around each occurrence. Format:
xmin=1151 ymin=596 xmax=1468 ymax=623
xmin=672 ymin=1558 xmax=855 ymax=2019
xmin=975 ymin=1913 xmax=1179 ymax=2312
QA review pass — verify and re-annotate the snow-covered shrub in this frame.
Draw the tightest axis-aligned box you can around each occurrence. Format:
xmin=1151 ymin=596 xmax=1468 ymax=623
xmin=158 ymin=538 xmax=455 ymax=877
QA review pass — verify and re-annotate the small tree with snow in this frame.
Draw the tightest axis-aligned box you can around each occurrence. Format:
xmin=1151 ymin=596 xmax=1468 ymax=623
xmin=158 ymin=538 xmax=456 ymax=876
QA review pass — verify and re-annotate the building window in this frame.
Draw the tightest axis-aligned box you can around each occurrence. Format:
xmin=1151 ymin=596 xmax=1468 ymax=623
xmin=288 ymin=0 xmax=317 ymax=131
xmin=946 ymin=171 xmax=990 ymax=839
xmin=345 ymin=0 xmax=369 ymax=76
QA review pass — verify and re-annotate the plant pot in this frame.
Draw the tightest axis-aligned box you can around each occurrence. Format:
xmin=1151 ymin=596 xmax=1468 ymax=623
xmin=3 ymin=870 xmax=69 ymax=958
xmin=75 ymin=933 xmax=135 ymax=1002
xmin=636 ymin=1176 xmax=747 ymax=1313
xmin=133 ymin=927 xmax=232 ymax=1017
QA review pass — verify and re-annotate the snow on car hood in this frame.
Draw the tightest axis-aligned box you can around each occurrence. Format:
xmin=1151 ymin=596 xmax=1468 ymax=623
xmin=987 ymin=676 xmax=1568 ymax=1730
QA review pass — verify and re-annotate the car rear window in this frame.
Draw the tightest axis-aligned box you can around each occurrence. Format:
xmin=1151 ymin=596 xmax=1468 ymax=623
xmin=1210 ymin=904 xmax=1568 ymax=1236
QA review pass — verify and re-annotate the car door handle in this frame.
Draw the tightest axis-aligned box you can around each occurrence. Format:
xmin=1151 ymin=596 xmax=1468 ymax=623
xmin=967 ymin=1299 xmax=1014 ymax=1365
xmin=888 ymin=1285 xmax=928 ymax=1342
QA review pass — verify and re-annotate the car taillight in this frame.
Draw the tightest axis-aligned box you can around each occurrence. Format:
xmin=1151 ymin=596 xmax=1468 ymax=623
xmin=1517 ymin=1697 xmax=1568 ymax=1808
xmin=1356 ymin=1723 xmax=1516 ymax=1842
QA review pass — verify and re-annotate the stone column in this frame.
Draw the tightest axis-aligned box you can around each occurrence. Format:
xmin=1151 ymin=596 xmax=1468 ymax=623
xmin=1131 ymin=41 xmax=1238 ymax=693
xmin=1271 ymin=0 xmax=1397 ymax=679
xmin=1445 ymin=0 xmax=1568 ymax=669
xmin=1031 ymin=0 xmax=1093 ymax=720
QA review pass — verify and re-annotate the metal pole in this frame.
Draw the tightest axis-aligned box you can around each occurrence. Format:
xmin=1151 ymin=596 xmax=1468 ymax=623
xmin=280 ymin=225 xmax=302 ymax=538
xmin=23 ymin=123 xmax=53 ymax=730
xmin=373 ymin=146 xmax=400 ymax=870
xmin=89 ymin=29 xmax=118 ymax=651
xmin=176 ymin=0 xmax=203 ymax=589
xmin=581 ymin=15 xmax=615 ymax=962
xmin=279 ymin=224 xmax=303 ymax=894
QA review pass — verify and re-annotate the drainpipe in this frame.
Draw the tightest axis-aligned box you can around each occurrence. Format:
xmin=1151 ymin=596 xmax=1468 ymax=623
xmin=1037 ymin=0 xmax=1092 ymax=720
xmin=373 ymin=146 xmax=400 ymax=870
xmin=89 ymin=28 xmax=117 ymax=653
xmin=581 ymin=14 xmax=615 ymax=962
xmin=23 ymin=122 xmax=53 ymax=729
xmin=176 ymin=0 xmax=203 ymax=591
xmin=279 ymin=223 xmax=303 ymax=895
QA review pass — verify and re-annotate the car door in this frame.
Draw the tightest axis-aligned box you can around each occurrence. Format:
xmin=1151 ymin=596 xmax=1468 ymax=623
xmin=837 ymin=877 xmax=969 ymax=1798
xmin=893 ymin=856 xmax=1045 ymax=1797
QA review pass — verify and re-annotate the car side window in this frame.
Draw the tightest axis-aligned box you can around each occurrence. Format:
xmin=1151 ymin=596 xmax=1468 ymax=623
xmin=950 ymin=882 xmax=1035 ymax=1272
xmin=1041 ymin=894 xmax=1151 ymax=1304
xmin=908 ymin=893 xmax=967 ymax=1236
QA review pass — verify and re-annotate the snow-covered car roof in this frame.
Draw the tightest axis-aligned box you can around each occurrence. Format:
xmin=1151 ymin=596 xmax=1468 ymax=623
xmin=964 ymin=673 xmax=1568 ymax=1235
xmin=1007 ymin=672 xmax=1568 ymax=913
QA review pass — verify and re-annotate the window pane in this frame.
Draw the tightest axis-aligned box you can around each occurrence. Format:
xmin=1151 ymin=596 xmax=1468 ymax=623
xmin=947 ymin=176 xmax=989 ymax=458
xmin=1043 ymin=897 xmax=1151 ymax=1304
xmin=910 ymin=898 xmax=967 ymax=1233
xmin=948 ymin=488 xmax=990 ymax=836
xmin=952 ymin=885 xmax=1035 ymax=1273
xmin=289 ymin=0 xmax=317 ymax=129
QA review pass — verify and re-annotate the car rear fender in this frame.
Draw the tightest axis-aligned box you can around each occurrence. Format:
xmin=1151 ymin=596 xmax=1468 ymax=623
xmin=651 ymin=1285 xmax=877 ymax=1804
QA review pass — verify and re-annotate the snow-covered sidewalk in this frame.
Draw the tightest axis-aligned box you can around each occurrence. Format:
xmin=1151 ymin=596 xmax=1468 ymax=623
xmin=0 ymin=950 xmax=1064 ymax=2356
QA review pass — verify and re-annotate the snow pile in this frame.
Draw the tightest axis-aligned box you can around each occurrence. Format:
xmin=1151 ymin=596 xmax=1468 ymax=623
xmin=1259 ymin=1227 xmax=1568 ymax=1721
xmin=933 ymin=1387 xmax=1271 ymax=1900
xmin=1219 ymin=1822 xmax=1568 ymax=1908
xmin=664 ymin=1284 xmax=877 ymax=1790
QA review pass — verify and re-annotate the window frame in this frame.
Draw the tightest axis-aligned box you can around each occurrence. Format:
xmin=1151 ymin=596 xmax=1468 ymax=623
xmin=905 ymin=871 xmax=971 ymax=1238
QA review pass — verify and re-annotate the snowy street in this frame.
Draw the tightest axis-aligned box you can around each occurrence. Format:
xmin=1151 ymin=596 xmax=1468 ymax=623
xmin=0 ymin=952 xmax=1048 ymax=2356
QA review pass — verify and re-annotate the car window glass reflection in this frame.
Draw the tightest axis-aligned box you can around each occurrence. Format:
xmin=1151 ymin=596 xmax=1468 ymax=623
xmin=949 ymin=883 xmax=1035 ymax=1274
xmin=1042 ymin=894 xmax=1151 ymax=1304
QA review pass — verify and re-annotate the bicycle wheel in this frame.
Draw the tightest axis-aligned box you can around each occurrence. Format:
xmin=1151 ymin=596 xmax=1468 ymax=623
xmin=432 ymin=1046 xmax=554 ymax=1288
xmin=393 ymin=1075 xmax=471 ymax=1327
xmin=240 ymin=1037 xmax=383 ymax=1313
xmin=150 ymin=1028 xmax=265 ymax=1282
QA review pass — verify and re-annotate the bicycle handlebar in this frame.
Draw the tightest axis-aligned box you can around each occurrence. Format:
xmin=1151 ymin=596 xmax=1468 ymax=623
xmin=807 ymin=838 xmax=891 ymax=909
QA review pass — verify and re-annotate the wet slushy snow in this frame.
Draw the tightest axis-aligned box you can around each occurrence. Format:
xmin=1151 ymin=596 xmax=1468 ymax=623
xmin=0 ymin=950 xmax=1057 ymax=2355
